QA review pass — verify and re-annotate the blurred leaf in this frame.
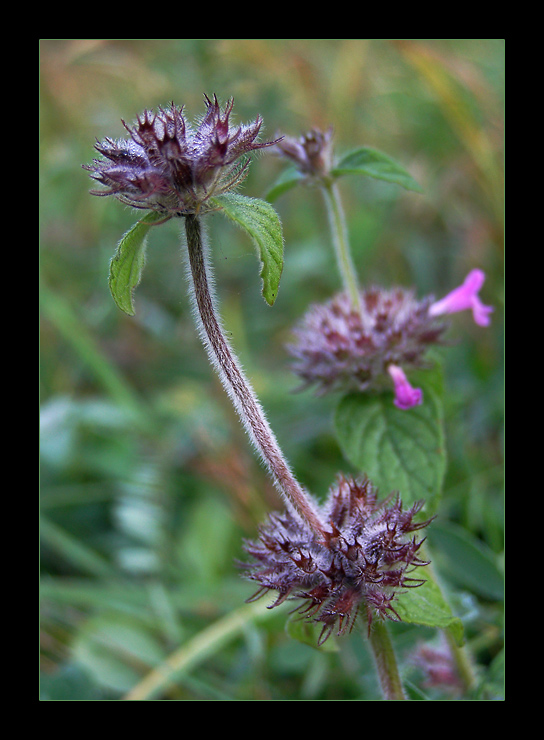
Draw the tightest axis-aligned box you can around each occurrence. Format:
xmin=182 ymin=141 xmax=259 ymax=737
xmin=211 ymin=193 xmax=284 ymax=306
xmin=334 ymin=365 xmax=446 ymax=513
xmin=394 ymin=573 xmax=464 ymax=645
xmin=40 ymin=289 xmax=149 ymax=425
xmin=483 ymin=648 xmax=505 ymax=699
xmin=40 ymin=516 xmax=115 ymax=578
xmin=428 ymin=521 xmax=504 ymax=601
xmin=396 ymin=40 xmax=503 ymax=220
xmin=331 ymin=147 xmax=423 ymax=193
xmin=41 ymin=663 xmax=101 ymax=700
xmin=72 ymin=613 xmax=166 ymax=693
xmin=178 ymin=497 xmax=236 ymax=586
xmin=109 ymin=211 xmax=166 ymax=316
xmin=265 ymin=166 xmax=305 ymax=202
xmin=41 ymin=578 xmax=157 ymax=617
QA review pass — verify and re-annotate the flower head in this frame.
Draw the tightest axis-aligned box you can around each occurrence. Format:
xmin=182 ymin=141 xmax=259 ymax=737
xmin=287 ymin=287 xmax=448 ymax=403
xmin=274 ymin=126 xmax=334 ymax=179
xmin=429 ymin=269 xmax=494 ymax=327
xmin=83 ymin=95 xmax=278 ymax=216
xmin=242 ymin=475 xmax=432 ymax=644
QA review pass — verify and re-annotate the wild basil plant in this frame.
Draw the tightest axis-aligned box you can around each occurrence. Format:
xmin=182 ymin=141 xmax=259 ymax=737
xmin=270 ymin=128 xmax=493 ymax=410
xmin=85 ymin=96 xmax=492 ymax=700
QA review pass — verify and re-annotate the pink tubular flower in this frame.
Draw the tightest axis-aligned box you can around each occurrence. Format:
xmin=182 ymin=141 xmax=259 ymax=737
xmin=387 ymin=364 xmax=423 ymax=410
xmin=429 ymin=269 xmax=493 ymax=327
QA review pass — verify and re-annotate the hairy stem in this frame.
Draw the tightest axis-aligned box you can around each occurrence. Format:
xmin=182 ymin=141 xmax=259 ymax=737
xmin=184 ymin=214 xmax=327 ymax=537
xmin=322 ymin=180 xmax=361 ymax=311
xmin=367 ymin=618 xmax=406 ymax=700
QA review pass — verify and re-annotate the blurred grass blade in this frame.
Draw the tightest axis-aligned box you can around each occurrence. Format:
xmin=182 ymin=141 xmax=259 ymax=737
xmin=40 ymin=284 xmax=150 ymax=427
xmin=124 ymin=599 xmax=288 ymax=700
xmin=395 ymin=40 xmax=503 ymax=221
xmin=71 ymin=613 xmax=167 ymax=694
xmin=41 ymin=579 xmax=150 ymax=613
xmin=40 ymin=516 xmax=115 ymax=578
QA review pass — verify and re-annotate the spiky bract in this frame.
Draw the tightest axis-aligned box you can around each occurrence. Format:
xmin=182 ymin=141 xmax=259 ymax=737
xmin=242 ymin=475 xmax=432 ymax=644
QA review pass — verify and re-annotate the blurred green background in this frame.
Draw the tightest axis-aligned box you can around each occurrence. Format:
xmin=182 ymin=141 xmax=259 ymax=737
xmin=40 ymin=39 xmax=504 ymax=700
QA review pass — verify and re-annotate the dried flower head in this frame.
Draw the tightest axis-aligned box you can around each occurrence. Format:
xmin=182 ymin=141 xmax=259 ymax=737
xmin=274 ymin=126 xmax=334 ymax=179
xmin=242 ymin=475 xmax=432 ymax=644
xmin=287 ymin=286 xmax=448 ymax=405
xmin=83 ymin=95 xmax=278 ymax=216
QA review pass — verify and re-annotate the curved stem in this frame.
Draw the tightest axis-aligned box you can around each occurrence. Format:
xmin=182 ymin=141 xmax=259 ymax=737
xmin=184 ymin=214 xmax=327 ymax=538
xmin=322 ymin=180 xmax=361 ymax=310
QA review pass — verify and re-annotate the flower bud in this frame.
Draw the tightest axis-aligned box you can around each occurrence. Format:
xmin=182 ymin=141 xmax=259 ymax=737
xmin=274 ymin=127 xmax=334 ymax=179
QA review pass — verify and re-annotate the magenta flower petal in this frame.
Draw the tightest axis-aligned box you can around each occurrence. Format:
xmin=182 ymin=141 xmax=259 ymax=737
xmin=429 ymin=269 xmax=493 ymax=327
xmin=387 ymin=364 xmax=423 ymax=410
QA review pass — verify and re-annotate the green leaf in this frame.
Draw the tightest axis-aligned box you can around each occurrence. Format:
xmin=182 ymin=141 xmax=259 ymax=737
xmin=264 ymin=166 xmax=305 ymax=202
xmin=394 ymin=572 xmax=464 ymax=644
xmin=331 ymin=147 xmax=424 ymax=193
xmin=428 ymin=522 xmax=504 ymax=601
xmin=211 ymin=193 xmax=284 ymax=306
xmin=334 ymin=364 xmax=446 ymax=513
xmin=108 ymin=211 xmax=165 ymax=316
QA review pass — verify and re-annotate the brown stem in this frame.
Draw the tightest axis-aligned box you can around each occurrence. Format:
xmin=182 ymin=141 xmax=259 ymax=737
xmin=184 ymin=214 xmax=327 ymax=537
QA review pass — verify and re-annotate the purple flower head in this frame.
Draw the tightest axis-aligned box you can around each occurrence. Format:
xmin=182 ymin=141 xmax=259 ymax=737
xmin=287 ymin=287 xmax=448 ymax=406
xmin=387 ymin=364 xmax=423 ymax=410
xmin=429 ymin=269 xmax=494 ymax=327
xmin=242 ymin=475 xmax=433 ymax=644
xmin=83 ymin=95 xmax=279 ymax=217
